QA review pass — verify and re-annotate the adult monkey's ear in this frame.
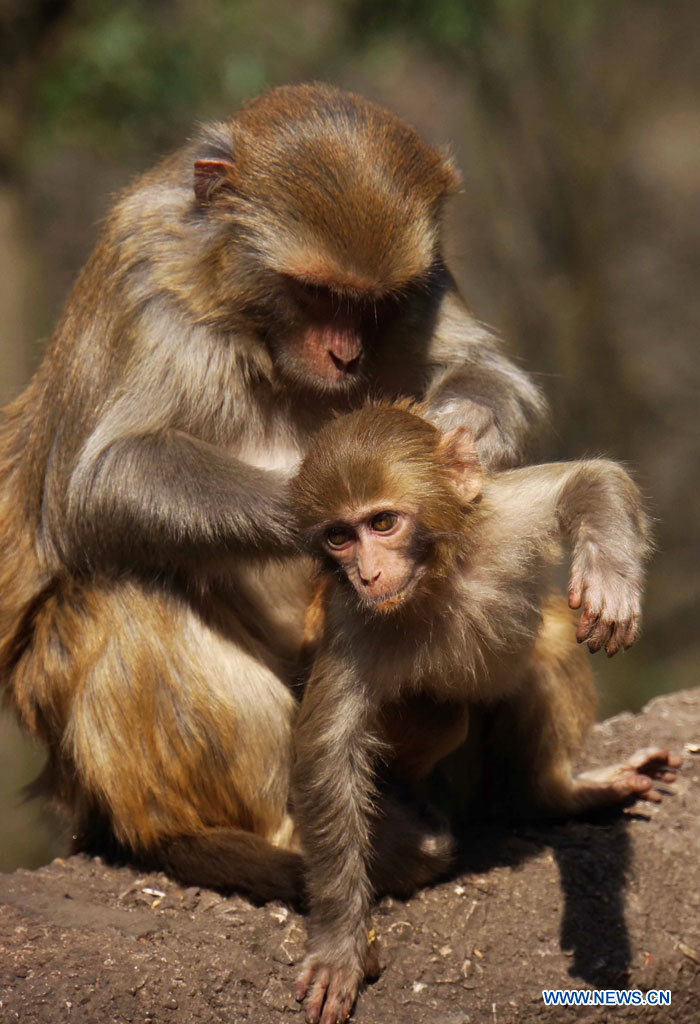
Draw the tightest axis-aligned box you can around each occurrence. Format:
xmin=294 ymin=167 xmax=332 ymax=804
xmin=193 ymin=145 xmax=236 ymax=204
xmin=437 ymin=425 xmax=482 ymax=503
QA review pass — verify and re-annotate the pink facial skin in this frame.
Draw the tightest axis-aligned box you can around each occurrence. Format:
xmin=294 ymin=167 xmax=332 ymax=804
xmin=324 ymin=510 xmax=421 ymax=610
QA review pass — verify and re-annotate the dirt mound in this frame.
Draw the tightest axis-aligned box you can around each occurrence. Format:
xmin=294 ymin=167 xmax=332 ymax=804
xmin=1 ymin=689 xmax=698 ymax=1023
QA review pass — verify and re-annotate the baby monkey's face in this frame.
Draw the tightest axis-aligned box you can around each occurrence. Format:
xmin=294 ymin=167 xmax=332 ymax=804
xmin=292 ymin=405 xmax=484 ymax=616
xmin=322 ymin=507 xmax=423 ymax=613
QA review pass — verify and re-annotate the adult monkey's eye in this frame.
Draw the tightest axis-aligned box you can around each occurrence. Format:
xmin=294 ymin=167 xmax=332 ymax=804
xmin=326 ymin=525 xmax=352 ymax=548
xmin=371 ymin=512 xmax=397 ymax=533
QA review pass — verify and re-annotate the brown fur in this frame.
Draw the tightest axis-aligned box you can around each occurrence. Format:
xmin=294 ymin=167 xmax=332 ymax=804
xmin=291 ymin=404 xmax=655 ymax=1023
xmin=0 ymin=85 xmax=546 ymax=900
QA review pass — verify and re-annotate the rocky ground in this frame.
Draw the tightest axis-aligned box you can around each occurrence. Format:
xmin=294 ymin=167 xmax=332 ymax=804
xmin=1 ymin=689 xmax=698 ymax=1024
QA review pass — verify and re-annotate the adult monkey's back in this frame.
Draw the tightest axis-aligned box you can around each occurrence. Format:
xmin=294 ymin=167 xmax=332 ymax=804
xmin=0 ymin=83 xmax=545 ymax=898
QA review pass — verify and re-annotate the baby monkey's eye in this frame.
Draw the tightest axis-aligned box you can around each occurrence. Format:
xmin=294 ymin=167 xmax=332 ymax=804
xmin=370 ymin=512 xmax=398 ymax=533
xmin=326 ymin=526 xmax=352 ymax=548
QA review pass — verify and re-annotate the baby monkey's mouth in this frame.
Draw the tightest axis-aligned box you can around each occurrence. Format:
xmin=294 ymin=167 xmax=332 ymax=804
xmin=366 ymin=587 xmax=410 ymax=610
xmin=356 ymin=568 xmax=427 ymax=615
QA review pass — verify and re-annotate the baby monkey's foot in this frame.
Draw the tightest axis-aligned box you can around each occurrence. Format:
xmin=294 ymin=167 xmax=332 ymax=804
xmin=576 ymin=747 xmax=681 ymax=807
xmin=295 ymin=941 xmax=380 ymax=1024
xmin=295 ymin=959 xmax=360 ymax=1024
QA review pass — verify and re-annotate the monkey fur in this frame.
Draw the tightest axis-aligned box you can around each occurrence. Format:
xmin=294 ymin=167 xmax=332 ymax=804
xmin=0 ymin=84 xmax=546 ymax=900
xmin=291 ymin=403 xmax=679 ymax=1024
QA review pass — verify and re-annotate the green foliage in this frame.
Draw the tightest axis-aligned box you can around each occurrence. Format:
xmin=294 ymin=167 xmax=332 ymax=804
xmin=344 ymin=0 xmax=614 ymax=58
xmin=27 ymin=0 xmax=618 ymax=163
xmin=30 ymin=0 xmax=309 ymax=159
xmin=345 ymin=0 xmax=488 ymax=50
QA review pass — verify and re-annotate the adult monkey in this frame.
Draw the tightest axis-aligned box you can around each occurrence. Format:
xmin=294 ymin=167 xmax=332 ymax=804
xmin=0 ymin=83 xmax=545 ymax=898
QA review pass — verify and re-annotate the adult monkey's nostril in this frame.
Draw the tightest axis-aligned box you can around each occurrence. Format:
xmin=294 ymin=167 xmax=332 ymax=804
xmin=329 ymin=352 xmax=361 ymax=374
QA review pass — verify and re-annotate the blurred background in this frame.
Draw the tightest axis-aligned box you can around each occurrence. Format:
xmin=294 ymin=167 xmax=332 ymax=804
xmin=1 ymin=0 xmax=698 ymax=870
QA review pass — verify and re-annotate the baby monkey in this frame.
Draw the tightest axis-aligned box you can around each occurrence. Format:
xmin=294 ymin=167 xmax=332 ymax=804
xmin=291 ymin=403 xmax=679 ymax=1024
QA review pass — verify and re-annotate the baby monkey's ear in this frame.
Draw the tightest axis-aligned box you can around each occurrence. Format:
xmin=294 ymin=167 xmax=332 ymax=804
xmin=437 ymin=425 xmax=483 ymax=503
